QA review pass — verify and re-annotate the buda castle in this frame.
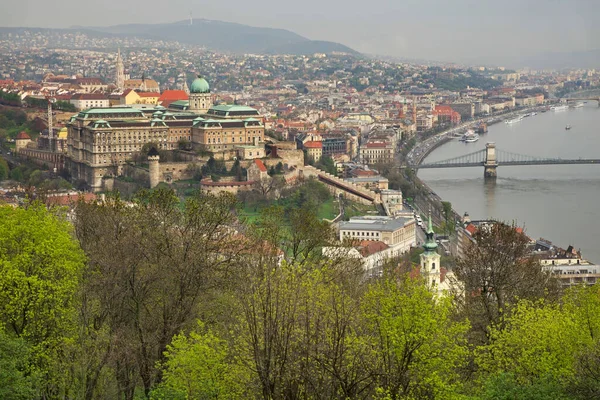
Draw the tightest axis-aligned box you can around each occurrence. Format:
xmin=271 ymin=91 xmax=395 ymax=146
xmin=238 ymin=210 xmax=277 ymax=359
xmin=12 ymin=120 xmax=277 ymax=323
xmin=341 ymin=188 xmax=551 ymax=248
xmin=66 ymin=63 xmax=265 ymax=191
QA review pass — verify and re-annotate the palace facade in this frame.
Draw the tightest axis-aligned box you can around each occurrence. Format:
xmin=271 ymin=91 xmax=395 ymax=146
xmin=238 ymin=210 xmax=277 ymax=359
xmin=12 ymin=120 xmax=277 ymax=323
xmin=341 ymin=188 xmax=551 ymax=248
xmin=66 ymin=75 xmax=265 ymax=191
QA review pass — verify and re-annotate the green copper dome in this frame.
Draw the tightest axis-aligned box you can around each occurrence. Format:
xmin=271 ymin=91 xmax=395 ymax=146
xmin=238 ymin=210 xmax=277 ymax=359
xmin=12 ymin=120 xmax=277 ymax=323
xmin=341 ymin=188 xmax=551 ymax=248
xmin=190 ymin=75 xmax=210 ymax=93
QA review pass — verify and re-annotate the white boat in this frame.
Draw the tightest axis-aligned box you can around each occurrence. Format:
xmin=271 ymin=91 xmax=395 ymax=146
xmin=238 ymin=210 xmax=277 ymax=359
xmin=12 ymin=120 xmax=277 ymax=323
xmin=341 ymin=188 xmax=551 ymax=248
xmin=570 ymin=102 xmax=584 ymax=109
xmin=460 ymin=130 xmax=479 ymax=143
xmin=530 ymin=112 xmax=537 ymax=116
xmin=505 ymin=115 xmax=524 ymax=124
xmin=551 ymin=104 xmax=569 ymax=111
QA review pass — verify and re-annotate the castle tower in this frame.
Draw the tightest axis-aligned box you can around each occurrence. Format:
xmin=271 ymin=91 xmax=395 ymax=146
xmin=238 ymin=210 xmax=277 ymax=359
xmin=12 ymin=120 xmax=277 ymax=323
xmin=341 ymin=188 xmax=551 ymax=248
xmin=15 ymin=131 xmax=32 ymax=153
xmin=148 ymin=147 xmax=160 ymax=188
xmin=189 ymin=75 xmax=211 ymax=114
xmin=115 ymin=48 xmax=125 ymax=90
xmin=420 ymin=213 xmax=441 ymax=289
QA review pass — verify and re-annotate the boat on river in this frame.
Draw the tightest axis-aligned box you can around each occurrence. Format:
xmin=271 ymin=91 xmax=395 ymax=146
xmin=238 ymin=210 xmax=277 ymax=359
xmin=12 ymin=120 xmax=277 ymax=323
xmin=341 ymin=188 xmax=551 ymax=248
xmin=551 ymin=104 xmax=569 ymax=111
xmin=460 ymin=130 xmax=479 ymax=143
xmin=505 ymin=115 xmax=524 ymax=124
xmin=571 ymin=102 xmax=584 ymax=109
xmin=565 ymin=125 xmax=572 ymax=130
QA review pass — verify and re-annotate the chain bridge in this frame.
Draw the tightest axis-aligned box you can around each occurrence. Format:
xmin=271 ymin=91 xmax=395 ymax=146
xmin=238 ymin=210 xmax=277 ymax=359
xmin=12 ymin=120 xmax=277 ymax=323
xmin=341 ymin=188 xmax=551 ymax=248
xmin=411 ymin=143 xmax=600 ymax=178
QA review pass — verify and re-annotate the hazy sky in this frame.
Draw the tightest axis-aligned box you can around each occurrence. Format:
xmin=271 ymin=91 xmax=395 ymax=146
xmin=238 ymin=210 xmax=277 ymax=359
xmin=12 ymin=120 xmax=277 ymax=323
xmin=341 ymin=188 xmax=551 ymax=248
xmin=1 ymin=0 xmax=599 ymax=64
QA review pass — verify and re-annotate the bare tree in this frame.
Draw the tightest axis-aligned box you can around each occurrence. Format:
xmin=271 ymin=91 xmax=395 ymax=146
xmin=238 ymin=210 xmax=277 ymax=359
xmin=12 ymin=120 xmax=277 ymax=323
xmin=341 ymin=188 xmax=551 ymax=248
xmin=454 ymin=222 xmax=559 ymax=345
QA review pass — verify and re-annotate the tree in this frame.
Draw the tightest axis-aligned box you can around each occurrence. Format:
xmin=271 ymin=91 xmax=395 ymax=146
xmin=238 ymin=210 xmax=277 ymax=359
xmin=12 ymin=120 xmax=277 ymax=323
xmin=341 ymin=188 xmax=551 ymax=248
xmin=0 ymin=329 xmax=39 ymax=399
xmin=473 ymin=286 xmax=600 ymax=400
xmin=73 ymin=189 xmax=243 ymax=399
xmin=362 ymin=276 xmax=469 ymax=399
xmin=234 ymin=261 xmax=307 ymax=399
xmin=454 ymin=222 xmax=560 ymax=345
xmin=153 ymin=321 xmax=248 ymax=399
xmin=0 ymin=204 xmax=86 ymax=397
xmin=0 ymin=157 xmax=8 ymax=181
xmin=230 ymin=159 xmax=244 ymax=181
xmin=441 ymin=201 xmax=453 ymax=234
xmin=476 ymin=300 xmax=581 ymax=386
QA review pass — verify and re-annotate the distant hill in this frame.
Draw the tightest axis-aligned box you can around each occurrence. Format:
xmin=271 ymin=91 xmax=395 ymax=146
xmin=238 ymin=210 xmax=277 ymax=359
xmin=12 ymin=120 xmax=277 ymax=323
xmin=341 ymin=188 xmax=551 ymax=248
xmin=75 ymin=19 xmax=359 ymax=56
xmin=265 ymin=40 xmax=359 ymax=56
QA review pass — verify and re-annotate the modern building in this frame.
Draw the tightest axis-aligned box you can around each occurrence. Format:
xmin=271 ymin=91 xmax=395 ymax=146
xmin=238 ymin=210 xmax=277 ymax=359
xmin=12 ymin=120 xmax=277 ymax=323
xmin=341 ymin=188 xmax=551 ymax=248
xmin=339 ymin=215 xmax=416 ymax=254
xmin=541 ymin=258 xmax=599 ymax=288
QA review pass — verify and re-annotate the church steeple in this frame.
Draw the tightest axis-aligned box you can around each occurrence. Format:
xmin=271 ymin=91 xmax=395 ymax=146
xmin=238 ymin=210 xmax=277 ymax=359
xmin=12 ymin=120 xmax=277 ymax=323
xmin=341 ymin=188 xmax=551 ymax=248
xmin=423 ymin=212 xmax=438 ymax=254
xmin=115 ymin=47 xmax=125 ymax=90
xmin=420 ymin=211 xmax=441 ymax=290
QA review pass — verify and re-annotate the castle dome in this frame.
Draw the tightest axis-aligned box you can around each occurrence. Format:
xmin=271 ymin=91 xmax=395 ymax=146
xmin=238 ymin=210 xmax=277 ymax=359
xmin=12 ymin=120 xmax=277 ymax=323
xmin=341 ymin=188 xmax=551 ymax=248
xmin=190 ymin=75 xmax=210 ymax=93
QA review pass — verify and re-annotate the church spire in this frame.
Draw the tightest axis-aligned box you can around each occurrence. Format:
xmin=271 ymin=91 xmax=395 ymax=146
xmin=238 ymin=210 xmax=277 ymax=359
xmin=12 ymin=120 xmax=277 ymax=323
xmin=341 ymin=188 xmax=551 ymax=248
xmin=115 ymin=47 xmax=125 ymax=90
xmin=423 ymin=211 xmax=438 ymax=254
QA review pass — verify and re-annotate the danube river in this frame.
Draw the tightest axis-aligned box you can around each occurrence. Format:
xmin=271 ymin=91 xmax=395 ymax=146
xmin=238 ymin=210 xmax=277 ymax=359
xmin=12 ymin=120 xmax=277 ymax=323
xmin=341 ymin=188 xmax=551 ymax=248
xmin=419 ymin=104 xmax=600 ymax=262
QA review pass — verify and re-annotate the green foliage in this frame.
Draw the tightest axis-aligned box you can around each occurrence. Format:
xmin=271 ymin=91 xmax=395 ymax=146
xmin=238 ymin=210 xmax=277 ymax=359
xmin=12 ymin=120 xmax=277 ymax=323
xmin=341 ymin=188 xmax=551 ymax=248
xmin=315 ymin=155 xmax=338 ymax=176
xmin=474 ymin=286 xmax=600 ymax=399
xmin=0 ymin=157 xmax=8 ymax=180
xmin=0 ymin=204 xmax=85 ymax=396
xmin=432 ymin=72 xmax=499 ymax=91
xmin=201 ymin=156 xmax=227 ymax=177
xmin=362 ymin=276 xmax=470 ymax=398
xmin=0 ymin=91 xmax=21 ymax=106
xmin=0 ymin=329 xmax=39 ymax=399
xmin=154 ymin=321 xmax=248 ymax=400
xmin=479 ymin=372 xmax=573 ymax=400
xmin=477 ymin=300 xmax=582 ymax=384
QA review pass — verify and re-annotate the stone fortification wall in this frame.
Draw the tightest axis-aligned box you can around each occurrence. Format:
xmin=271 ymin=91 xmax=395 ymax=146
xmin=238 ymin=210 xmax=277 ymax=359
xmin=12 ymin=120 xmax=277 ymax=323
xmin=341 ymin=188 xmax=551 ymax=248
xmin=199 ymin=179 xmax=254 ymax=195
xmin=301 ymin=165 xmax=380 ymax=205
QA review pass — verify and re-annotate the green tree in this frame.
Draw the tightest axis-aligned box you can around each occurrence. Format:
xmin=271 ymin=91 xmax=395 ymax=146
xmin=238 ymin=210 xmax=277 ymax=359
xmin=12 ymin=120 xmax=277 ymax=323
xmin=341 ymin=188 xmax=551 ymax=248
xmin=0 ymin=204 xmax=86 ymax=397
xmin=441 ymin=201 xmax=453 ymax=234
xmin=362 ymin=276 xmax=470 ymax=399
xmin=476 ymin=300 xmax=582 ymax=386
xmin=0 ymin=157 xmax=8 ymax=181
xmin=0 ymin=329 xmax=39 ymax=399
xmin=74 ymin=189 xmax=242 ymax=399
xmin=153 ymin=321 xmax=248 ymax=399
xmin=479 ymin=372 xmax=573 ymax=400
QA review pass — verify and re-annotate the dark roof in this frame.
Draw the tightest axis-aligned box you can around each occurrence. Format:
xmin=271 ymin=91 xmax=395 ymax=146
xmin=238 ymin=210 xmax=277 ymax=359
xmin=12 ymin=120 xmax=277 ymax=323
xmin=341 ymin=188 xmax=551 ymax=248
xmin=148 ymin=147 xmax=159 ymax=157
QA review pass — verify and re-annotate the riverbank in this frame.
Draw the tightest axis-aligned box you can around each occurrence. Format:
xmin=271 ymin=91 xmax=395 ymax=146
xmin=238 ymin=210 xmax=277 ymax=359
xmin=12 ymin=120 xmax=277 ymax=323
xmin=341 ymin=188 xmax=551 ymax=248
xmin=416 ymin=104 xmax=600 ymax=262
xmin=402 ymin=105 xmax=552 ymax=255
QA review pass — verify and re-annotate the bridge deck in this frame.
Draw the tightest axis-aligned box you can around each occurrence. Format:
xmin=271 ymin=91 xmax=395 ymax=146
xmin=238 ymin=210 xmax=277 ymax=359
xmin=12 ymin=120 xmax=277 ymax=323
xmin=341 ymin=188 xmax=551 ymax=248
xmin=412 ymin=159 xmax=600 ymax=169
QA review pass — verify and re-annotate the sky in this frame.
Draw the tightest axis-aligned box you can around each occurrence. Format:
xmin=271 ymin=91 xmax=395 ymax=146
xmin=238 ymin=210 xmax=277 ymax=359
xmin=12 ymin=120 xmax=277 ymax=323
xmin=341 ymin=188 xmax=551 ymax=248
xmin=1 ymin=0 xmax=599 ymax=65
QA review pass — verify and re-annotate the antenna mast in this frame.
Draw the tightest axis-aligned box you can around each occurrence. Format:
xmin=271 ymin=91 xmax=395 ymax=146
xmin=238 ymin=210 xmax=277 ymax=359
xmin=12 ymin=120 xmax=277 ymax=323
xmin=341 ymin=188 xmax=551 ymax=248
xmin=190 ymin=10 xmax=193 ymax=26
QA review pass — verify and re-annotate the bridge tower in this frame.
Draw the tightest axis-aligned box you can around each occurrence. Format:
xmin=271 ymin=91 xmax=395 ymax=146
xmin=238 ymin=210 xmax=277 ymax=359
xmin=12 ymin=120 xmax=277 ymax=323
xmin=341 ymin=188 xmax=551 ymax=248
xmin=484 ymin=142 xmax=498 ymax=178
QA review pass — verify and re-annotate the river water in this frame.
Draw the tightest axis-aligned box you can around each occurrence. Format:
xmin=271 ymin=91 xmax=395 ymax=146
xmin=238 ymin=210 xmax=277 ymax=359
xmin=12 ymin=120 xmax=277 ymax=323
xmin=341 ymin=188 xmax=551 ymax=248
xmin=419 ymin=104 xmax=600 ymax=262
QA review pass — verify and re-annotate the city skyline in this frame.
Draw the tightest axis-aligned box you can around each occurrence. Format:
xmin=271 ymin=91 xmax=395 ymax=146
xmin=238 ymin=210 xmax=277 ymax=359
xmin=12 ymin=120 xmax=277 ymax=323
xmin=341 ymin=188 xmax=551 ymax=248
xmin=1 ymin=0 xmax=599 ymax=66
